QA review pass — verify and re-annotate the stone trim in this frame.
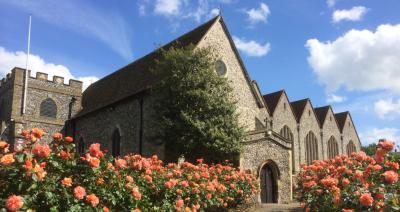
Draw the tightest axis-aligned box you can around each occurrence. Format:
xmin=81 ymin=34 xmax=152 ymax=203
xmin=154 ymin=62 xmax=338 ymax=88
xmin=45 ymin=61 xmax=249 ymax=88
xmin=242 ymin=132 xmax=291 ymax=150
xmin=13 ymin=117 xmax=65 ymax=126
xmin=13 ymin=81 xmax=81 ymax=97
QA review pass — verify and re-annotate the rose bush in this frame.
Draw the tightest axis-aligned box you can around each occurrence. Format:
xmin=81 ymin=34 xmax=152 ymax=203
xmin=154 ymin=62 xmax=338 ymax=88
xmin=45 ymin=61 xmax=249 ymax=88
xmin=0 ymin=129 xmax=258 ymax=211
xmin=297 ymin=140 xmax=399 ymax=212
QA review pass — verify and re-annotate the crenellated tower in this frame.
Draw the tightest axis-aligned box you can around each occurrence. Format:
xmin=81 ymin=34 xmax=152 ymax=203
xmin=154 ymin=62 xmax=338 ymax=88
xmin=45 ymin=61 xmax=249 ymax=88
xmin=0 ymin=67 xmax=82 ymax=149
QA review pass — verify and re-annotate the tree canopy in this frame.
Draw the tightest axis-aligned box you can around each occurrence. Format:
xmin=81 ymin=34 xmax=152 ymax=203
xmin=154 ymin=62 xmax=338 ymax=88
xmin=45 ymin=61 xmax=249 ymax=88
xmin=151 ymin=45 xmax=243 ymax=164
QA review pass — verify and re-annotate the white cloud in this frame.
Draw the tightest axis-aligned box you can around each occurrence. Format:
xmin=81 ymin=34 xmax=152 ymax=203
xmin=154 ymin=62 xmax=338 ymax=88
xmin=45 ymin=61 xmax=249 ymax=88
xmin=154 ymin=0 xmax=182 ymax=16
xmin=332 ymin=6 xmax=368 ymax=23
xmin=218 ymin=0 xmax=233 ymax=3
xmin=327 ymin=0 xmax=336 ymax=8
xmin=143 ymin=0 xmax=228 ymax=24
xmin=233 ymin=36 xmax=270 ymax=57
xmin=306 ymin=24 xmax=400 ymax=94
xmin=209 ymin=8 xmax=220 ymax=17
xmin=360 ymin=127 xmax=400 ymax=148
xmin=4 ymin=0 xmax=133 ymax=60
xmin=0 ymin=47 xmax=98 ymax=90
xmin=77 ymin=76 xmax=100 ymax=91
xmin=184 ymin=0 xmax=210 ymax=23
xmin=374 ymin=98 xmax=400 ymax=119
xmin=245 ymin=3 xmax=270 ymax=24
xmin=326 ymin=94 xmax=347 ymax=103
xmin=139 ymin=4 xmax=146 ymax=16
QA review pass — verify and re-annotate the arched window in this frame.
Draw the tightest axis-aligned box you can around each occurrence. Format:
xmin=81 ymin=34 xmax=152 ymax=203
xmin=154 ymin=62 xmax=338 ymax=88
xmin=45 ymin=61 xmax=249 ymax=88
xmin=40 ymin=98 xmax=57 ymax=118
xmin=279 ymin=125 xmax=293 ymax=142
xmin=347 ymin=140 xmax=356 ymax=156
xmin=112 ymin=129 xmax=121 ymax=157
xmin=327 ymin=136 xmax=339 ymax=159
xmin=305 ymin=131 xmax=318 ymax=164
xmin=77 ymin=137 xmax=85 ymax=155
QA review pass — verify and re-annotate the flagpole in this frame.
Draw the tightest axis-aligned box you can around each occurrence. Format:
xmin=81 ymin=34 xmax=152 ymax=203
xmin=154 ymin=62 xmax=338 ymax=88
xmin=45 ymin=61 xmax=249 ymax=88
xmin=22 ymin=15 xmax=31 ymax=115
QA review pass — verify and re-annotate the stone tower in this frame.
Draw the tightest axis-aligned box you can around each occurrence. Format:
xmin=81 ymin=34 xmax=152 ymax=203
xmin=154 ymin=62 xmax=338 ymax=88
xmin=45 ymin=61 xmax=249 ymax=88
xmin=0 ymin=67 xmax=82 ymax=148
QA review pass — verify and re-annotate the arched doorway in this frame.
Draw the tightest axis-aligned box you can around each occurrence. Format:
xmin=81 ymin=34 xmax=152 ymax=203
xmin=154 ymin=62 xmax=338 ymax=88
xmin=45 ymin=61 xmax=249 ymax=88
xmin=260 ymin=162 xmax=278 ymax=203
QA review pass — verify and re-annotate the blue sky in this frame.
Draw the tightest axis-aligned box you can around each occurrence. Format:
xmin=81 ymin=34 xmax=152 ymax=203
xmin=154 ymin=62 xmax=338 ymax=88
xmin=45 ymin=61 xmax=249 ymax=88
xmin=0 ymin=0 xmax=399 ymax=148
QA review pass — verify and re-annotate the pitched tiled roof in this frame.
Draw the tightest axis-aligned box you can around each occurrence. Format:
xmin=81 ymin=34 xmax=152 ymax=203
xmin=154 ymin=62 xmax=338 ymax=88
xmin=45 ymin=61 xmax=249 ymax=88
xmin=263 ymin=90 xmax=284 ymax=115
xmin=290 ymin=99 xmax=309 ymax=123
xmin=75 ymin=16 xmax=220 ymax=118
xmin=314 ymin=106 xmax=330 ymax=128
xmin=335 ymin=111 xmax=349 ymax=132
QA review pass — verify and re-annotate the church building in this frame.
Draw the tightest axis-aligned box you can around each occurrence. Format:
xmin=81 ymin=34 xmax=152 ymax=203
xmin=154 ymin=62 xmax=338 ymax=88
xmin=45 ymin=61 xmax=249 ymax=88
xmin=0 ymin=16 xmax=361 ymax=204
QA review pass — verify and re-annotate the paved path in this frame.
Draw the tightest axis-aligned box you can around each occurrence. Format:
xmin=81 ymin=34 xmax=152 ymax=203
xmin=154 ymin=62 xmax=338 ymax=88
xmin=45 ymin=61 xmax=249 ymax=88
xmin=253 ymin=203 xmax=303 ymax=212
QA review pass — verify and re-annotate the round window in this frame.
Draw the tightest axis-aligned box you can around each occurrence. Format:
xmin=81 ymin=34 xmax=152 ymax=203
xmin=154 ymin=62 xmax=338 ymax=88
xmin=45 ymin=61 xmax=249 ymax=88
xmin=215 ymin=60 xmax=227 ymax=76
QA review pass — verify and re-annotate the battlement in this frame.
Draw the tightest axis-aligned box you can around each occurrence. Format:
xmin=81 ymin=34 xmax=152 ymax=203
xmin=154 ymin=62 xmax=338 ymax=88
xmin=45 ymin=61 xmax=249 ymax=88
xmin=0 ymin=67 xmax=83 ymax=90
xmin=0 ymin=72 xmax=14 ymax=89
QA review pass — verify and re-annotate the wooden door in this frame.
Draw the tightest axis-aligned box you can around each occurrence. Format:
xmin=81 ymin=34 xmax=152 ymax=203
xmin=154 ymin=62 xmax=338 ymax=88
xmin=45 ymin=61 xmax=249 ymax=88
xmin=260 ymin=164 xmax=276 ymax=203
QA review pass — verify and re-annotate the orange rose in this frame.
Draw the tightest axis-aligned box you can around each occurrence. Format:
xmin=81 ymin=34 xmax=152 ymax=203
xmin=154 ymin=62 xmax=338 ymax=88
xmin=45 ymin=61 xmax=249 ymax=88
xmin=32 ymin=144 xmax=51 ymax=158
xmin=33 ymin=164 xmax=47 ymax=181
xmin=320 ymin=177 xmax=338 ymax=187
xmin=31 ymin=128 xmax=45 ymax=139
xmin=359 ymin=193 xmax=373 ymax=207
xmin=5 ymin=195 xmax=24 ymax=212
xmin=303 ymin=180 xmax=316 ymax=189
xmin=372 ymin=164 xmax=382 ymax=171
xmin=132 ymin=187 xmax=142 ymax=200
xmin=115 ymin=158 xmax=127 ymax=168
xmin=382 ymin=170 xmax=398 ymax=184
xmin=88 ymin=157 xmax=100 ymax=168
xmin=74 ymin=186 xmax=86 ymax=199
xmin=53 ymin=132 xmax=63 ymax=141
xmin=89 ymin=143 xmax=104 ymax=158
xmin=0 ymin=141 xmax=9 ymax=149
xmin=59 ymin=150 xmax=72 ymax=159
xmin=181 ymin=180 xmax=189 ymax=188
xmin=385 ymin=161 xmax=399 ymax=170
xmin=86 ymin=194 xmax=99 ymax=207
xmin=342 ymin=178 xmax=350 ymax=187
xmin=65 ymin=136 xmax=74 ymax=143
xmin=0 ymin=154 xmax=15 ymax=165
xmin=126 ymin=175 xmax=134 ymax=183
xmin=342 ymin=209 xmax=353 ymax=212
xmin=175 ymin=199 xmax=184 ymax=210
xmin=191 ymin=187 xmax=200 ymax=194
xmin=103 ymin=206 xmax=110 ymax=212
xmin=354 ymin=170 xmax=363 ymax=180
xmin=144 ymin=175 xmax=152 ymax=183
xmin=333 ymin=194 xmax=342 ymax=205
xmin=164 ymin=181 xmax=173 ymax=189
xmin=23 ymin=158 xmax=33 ymax=170
xmin=96 ymin=178 xmax=105 ymax=185
xmin=378 ymin=140 xmax=395 ymax=151
xmin=61 ymin=177 xmax=73 ymax=187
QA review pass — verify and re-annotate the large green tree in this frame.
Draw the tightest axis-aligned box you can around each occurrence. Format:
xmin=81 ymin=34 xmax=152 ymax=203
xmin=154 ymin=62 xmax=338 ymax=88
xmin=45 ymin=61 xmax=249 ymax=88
xmin=361 ymin=143 xmax=378 ymax=156
xmin=151 ymin=45 xmax=244 ymax=164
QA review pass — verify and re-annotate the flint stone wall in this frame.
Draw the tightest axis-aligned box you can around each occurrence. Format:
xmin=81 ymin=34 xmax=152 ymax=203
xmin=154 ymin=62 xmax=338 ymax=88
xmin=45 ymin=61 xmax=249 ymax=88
xmin=241 ymin=137 xmax=292 ymax=204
